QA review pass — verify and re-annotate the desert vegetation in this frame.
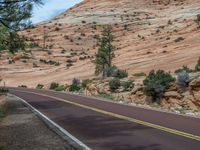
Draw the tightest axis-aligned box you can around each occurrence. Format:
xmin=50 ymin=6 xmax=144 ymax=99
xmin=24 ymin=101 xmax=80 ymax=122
xmin=49 ymin=82 xmax=65 ymax=91
xmin=0 ymin=0 xmax=43 ymax=53
xmin=41 ymin=56 xmax=200 ymax=114
xmin=143 ymin=70 xmax=175 ymax=102
xmin=196 ymin=14 xmax=200 ymax=28
xmin=1 ymin=0 xmax=200 ymax=115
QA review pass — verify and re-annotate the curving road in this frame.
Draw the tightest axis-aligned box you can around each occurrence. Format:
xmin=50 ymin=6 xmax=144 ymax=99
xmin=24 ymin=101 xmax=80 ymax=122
xmin=8 ymin=87 xmax=200 ymax=150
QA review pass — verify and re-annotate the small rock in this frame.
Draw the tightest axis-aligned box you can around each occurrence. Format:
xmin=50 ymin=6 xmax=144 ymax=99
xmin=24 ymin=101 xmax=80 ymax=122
xmin=189 ymin=78 xmax=200 ymax=91
xmin=164 ymin=91 xmax=182 ymax=99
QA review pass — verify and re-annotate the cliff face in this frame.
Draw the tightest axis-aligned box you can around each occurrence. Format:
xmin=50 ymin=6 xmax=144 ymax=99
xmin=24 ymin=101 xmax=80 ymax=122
xmin=1 ymin=0 xmax=200 ymax=87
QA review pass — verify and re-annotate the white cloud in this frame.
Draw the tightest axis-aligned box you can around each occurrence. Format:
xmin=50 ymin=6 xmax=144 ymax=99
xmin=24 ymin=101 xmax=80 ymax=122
xmin=32 ymin=0 xmax=82 ymax=23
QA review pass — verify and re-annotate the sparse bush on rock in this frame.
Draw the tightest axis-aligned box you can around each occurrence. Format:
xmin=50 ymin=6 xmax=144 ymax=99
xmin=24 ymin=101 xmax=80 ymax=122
xmin=195 ymin=57 xmax=200 ymax=72
xmin=0 ymin=88 xmax=9 ymax=94
xmin=49 ymin=82 xmax=59 ymax=90
xmin=133 ymin=72 xmax=146 ymax=77
xmin=174 ymin=37 xmax=184 ymax=42
xmin=36 ymin=84 xmax=44 ymax=89
xmin=0 ymin=105 xmax=6 ymax=118
xmin=104 ymin=65 xmax=128 ymax=79
xmin=113 ymin=69 xmax=128 ymax=79
xmin=122 ymin=80 xmax=134 ymax=91
xmin=105 ymin=65 xmax=117 ymax=77
xmin=196 ymin=14 xmax=200 ymax=28
xmin=176 ymin=71 xmax=189 ymax=88
xmin=55 ymin=85 xmax=65 ymax=91
xmin=109 ymin=78 xmax=121 ymax=92
xmin=143 ymin=70 xmax=175 ymax=102
xmin=33 ymin=63 xmax=39 ymax=68
xmin=55 ymin=27 xmax=60 ymax=31
xmin=69 ymin=78 xmax=81 ymax=92
xmin=82 ymin=79 xmax=92 ymax=89
xmin=175 ymin=65 xmax=193 ymax=73
xmin=61 ymin=49 xmax=66 ymax=54
xmin=49 ymin=82 xmax=65 ymax=91
xmin=18 ymin=85 xmax=27 ymax=88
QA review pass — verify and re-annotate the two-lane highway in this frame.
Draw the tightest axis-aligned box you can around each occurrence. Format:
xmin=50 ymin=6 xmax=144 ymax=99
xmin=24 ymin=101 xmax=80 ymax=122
xmin=9 ymin=87 xmax=200 ymax=150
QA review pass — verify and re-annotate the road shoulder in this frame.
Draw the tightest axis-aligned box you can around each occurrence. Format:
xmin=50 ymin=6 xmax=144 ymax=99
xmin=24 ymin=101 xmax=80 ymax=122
xmin=0 ymin=94 xmax=75 ymax=150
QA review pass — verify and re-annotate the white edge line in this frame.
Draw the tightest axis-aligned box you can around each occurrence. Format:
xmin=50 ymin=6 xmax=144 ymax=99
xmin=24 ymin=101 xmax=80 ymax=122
xmin=8 ymin=93 xmax=91 ymax=150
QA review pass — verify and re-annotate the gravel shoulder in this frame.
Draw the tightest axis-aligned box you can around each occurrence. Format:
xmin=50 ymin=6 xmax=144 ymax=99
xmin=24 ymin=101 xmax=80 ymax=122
xmin=0 ymin=95 xmax=74 ymax=150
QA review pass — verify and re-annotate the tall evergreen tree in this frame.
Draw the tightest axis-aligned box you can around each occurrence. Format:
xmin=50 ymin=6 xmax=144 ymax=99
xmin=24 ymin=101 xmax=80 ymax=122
xmin=94 ymin=26 xmax=115 ymax=78
xmin=0 ymin=0 xmax=43 ymax=52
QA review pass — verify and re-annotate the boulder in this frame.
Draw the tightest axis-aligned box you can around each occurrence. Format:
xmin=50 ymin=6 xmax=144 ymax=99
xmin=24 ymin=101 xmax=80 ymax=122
xmin=128 ymin=92 xmax=146 ymax=104
xmin=189 ymin=78 xmax=200 ymax=91
xmin=131 ymin=83 xmax=143 ymax=94
xmin=167 ymin=98 xmax=180 ymax=105
xmin=85 ymin=84 xmax=98 ymax=96
xmin=167 ymin=83 xmax=178 ymax=91
xmin=193 ymin=91 xmax=200 ymax=101
xmin=182 ymin=94 xmax=198 ymax=110
xmin=135 ymin=91 xmax=144 ymax=96
xmin=164 ymin=91 xmax=182 ymax=99
xmin=160 ymin=99 xmax=170 ymax=109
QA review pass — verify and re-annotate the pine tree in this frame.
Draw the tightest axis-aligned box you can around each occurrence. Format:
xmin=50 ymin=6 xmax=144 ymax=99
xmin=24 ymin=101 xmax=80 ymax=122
xmin=94 ymin=26 xmax=115 ymax=78
xmin=0 ymin=0 xmax=43 ymax=52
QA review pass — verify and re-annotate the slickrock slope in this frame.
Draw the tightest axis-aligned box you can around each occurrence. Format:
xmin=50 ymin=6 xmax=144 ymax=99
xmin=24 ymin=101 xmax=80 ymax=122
xmin=1 ymin=0 xmax=200 ymax=87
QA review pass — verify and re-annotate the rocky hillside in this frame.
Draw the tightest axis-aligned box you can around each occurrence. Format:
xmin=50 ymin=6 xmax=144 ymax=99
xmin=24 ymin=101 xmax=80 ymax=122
xmin=1 ymin=0 xmax=200 ymax=87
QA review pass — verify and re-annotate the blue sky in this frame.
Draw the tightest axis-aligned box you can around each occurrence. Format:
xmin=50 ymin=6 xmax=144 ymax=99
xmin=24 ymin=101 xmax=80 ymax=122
xmin=32 ymin=0 xmax=82 ymax=23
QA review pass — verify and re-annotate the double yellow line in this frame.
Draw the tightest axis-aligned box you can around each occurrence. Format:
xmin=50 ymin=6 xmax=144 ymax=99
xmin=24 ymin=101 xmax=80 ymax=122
xmin=13 ymin=89 xmax=200 ymax=141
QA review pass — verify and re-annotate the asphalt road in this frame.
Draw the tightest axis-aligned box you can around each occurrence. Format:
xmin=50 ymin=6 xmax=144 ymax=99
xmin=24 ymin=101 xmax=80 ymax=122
xmin=9 ymin=87 xmax=200 ymax=150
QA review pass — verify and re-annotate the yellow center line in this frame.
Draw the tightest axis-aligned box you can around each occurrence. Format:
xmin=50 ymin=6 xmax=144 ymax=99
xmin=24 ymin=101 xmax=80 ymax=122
xmin=13 ymin=89 xmax=200 ymax=141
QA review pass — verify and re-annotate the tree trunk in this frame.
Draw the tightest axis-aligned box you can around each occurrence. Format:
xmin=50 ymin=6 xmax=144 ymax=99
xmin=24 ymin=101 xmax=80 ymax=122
xmin=102 ymin=64 xmax=106 ymax=79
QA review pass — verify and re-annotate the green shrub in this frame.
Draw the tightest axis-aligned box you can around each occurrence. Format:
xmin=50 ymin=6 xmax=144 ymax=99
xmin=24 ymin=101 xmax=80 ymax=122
xmin=143 ymin=70 xmax=175 ymax=102
xmin=18 ymin=85 xmax=27 ymax=88
xmin=0 ymin=145 xmax=5 ymax=150
xmin=196 ymin=14 xmax=200 ymax=28
xmin=0 ymin=88 xmax=9 ymax=94
xmin=55 ymin=62 xmax=60 ymax=66
xmin=49 ymin=82 xmax=59 ymax=90
xmin=8 ymin=59 xmax=15 ymax=64
xmin=113 ymin=69 xmax=128 ymax=79
xmin=175 ymin=65 xmax=193 ymax=73
xmin=48 ymin=60 xmax=59 ymax=66
xmin=61 ymin=49 xmax=66 ymax=54
xmin=36 ymin=84 xmax=44 ymax=89
xmin=104 ymin=66 xmax=128 ymax=79
xmin=176 ymin=71 xmax=189 ymax=87
xmin=82 ymin=20 xmax=86 ymax=24
xmin=82 ymin=79 xmax=92 ymax=89
xmin=66 ymin=59 xmax=73 ymax=63
xmin=105 ymin=65 xmax=117 ymax=77
xmin=122 ymin=80 xmax=134 ymax=91
xmin=55 ymin=85 xmax=65 ymax=91
xmin=0 ymin=106 xmax=6 ymax=118
xmin=98 ymin=93 xmax=114 ymax=100
xmin=133 ymin=72 xmax=146 ymax=77
xmin=55 ymin=27 xmax=60 ymax=31
xmin=69 ymin=78 xmax=81 ymax=92
xmin=33 ymin=63 xmax=39 ymax=68
xmin=109 ymin=78 xmax=121 ymax=92
xmin=195 ymin=57 xmax=200 ymax=72
xmin=174 ymin=37 xmax=184 ymax=42
xmin=66 ymin=63 xmax=73 ymax=67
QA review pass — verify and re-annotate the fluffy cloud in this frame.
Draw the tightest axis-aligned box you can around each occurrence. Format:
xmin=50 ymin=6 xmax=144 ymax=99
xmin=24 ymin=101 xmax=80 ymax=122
xmin=32 ymin=0 xmax=82 ymax=23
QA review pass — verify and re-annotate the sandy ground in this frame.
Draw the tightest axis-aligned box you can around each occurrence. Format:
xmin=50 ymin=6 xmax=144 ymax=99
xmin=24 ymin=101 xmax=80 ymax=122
xmin=0 ymin=95 xmax=75 ymax=150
